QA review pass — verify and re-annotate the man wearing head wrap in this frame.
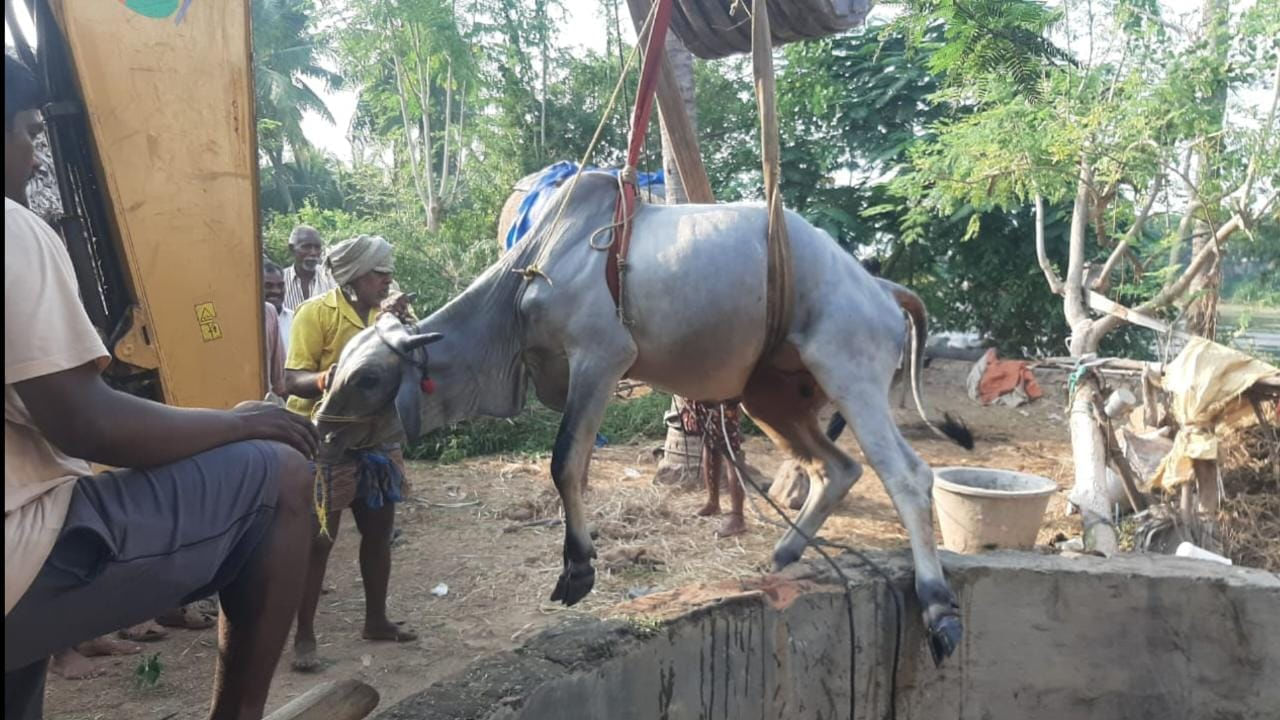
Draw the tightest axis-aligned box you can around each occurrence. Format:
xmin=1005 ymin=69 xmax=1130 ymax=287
xmin=282 ymin=234 xmax=417 ymax=672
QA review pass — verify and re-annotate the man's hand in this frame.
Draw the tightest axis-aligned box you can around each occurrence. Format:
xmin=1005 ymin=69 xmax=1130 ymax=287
xmin=18 ymin=361 xmax=319 ymax=469
xmin=285 ymin=365 xmax=337 ymax=400
xmin=232 ymin=402 xmax=319 ymax=458
xmin=380 ymin=291 xmax=416 ymax=324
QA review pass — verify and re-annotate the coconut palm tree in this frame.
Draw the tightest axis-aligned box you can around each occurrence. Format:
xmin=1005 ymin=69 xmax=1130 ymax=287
xmin=252 ymin=0 xmax=342 ymax=211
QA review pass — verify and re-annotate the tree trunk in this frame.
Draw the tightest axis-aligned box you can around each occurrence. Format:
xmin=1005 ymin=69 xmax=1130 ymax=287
xmin=659 ymin=34 xmax=696 ymax=204
xmin=537 ymin=0 xmax=549 ymax=158
xmin=1185 ymin=0 xmax=1231 ymax=339
xmin=450 ymin=83 xmax=466 ymax=201
xmin=391 ymin=52 xmax=433 ymax=227
xmin=409 ymin=24 xmax=439 ymax=232
xmin=1066 ymin=368 xmax=1118 ymax=555
xmin=438 ymin=61 xmax=453 ymax=200
xmin=269 ymin=148 xmax=295 ymax=213
xmin=1061 ymin=166 xmax=1118 ymax=555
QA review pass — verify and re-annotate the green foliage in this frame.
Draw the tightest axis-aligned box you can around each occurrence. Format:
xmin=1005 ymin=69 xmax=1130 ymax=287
xmin=763 ymin=22 xmax=1078 ymax=354
xmin=1224 ymin=216 xmax=1280 ymax=306
xmin=693 ymin=56 xmax=760 ymax=200
xmin=890 ymin=0 xmax=1278 ymax=353
xmin=1227 ymin=279 xmax=1280 ymax=307
xmin=407 ymin=391 xmax=673 ymax=463
xmin=892 ymin=0 xmax=1072 ymax=96
xmin=263 ymin=194 xmax=499 ymax=315
xmin=252 ymin=0 xmax=342 ymax=212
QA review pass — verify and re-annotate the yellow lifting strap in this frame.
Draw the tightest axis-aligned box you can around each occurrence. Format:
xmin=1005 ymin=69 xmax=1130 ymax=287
xmin=752 ymin=0 xmax=795 ymax=359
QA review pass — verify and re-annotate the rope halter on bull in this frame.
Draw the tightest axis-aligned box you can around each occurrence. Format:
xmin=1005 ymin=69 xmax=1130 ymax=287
xmin=308 ymin=319 xmax=430 ymax=538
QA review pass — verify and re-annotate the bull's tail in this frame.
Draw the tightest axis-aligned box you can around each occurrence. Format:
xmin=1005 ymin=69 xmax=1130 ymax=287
xmin=877 ymin=279 xmax=974 ymax=450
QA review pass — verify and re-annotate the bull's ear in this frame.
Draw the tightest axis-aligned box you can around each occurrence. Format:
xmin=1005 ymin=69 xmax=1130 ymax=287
xmin=395 ymin=366 xmax=423 ymax=443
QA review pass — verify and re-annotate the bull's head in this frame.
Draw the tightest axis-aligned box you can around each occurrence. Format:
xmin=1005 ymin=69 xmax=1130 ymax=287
xmin=313 ymin=313 xmax=443 ymax=462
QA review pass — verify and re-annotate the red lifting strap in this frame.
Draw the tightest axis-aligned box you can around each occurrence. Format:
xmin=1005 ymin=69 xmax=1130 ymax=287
xmin=607 ymin=0 xmax=675 ymax=310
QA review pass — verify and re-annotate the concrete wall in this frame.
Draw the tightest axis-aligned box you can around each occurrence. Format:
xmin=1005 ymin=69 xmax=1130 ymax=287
xmin=384 ymin=552 xmax=1280 ymax=720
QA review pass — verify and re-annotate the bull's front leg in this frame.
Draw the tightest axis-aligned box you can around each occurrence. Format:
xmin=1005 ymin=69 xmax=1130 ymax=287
xmin=549 ymin=354 xmax=631 ymax=606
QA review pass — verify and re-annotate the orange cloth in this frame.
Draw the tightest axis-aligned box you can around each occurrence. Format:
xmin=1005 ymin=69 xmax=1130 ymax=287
xmin=977 ymin=349 xmax=1043 ymax=405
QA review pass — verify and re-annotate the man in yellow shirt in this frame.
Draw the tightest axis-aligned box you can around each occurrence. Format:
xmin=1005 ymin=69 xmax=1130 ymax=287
xmin=283 ymin=235 xmax=416 ymax=672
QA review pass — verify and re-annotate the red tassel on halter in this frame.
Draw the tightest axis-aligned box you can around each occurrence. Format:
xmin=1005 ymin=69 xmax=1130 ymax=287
xmin=420 ymin=378 xmax=436 ymax=394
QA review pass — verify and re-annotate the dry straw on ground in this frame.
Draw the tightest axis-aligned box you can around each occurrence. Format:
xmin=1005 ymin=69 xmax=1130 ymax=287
xmin=1218 ymin=402 xmax=1280 ymax=571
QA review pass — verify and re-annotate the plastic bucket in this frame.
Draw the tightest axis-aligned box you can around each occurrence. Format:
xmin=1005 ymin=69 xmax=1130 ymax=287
xmin=932 ymin=467 xmax=1058 ymax=553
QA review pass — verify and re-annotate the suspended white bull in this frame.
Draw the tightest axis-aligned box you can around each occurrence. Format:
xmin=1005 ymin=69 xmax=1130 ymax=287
xmin=316 ymin=172 xmax=972 ymax=664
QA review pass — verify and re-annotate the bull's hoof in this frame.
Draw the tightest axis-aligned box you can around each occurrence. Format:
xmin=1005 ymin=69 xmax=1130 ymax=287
xmin=927 ymin=613 xmax=963 ymax=667
xmin=771 ymin=545 xmax=803 ymax=572
xmin=549 ymin=561 xmax=596 ymax=606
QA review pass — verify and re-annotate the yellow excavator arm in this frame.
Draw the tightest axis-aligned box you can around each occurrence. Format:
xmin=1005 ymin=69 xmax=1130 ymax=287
xmin=18 ymin=0 xmax=264 ymax=409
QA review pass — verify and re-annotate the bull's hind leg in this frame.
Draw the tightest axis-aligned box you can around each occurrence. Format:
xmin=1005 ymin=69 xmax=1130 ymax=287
xmin=549 ymin=353 xmax=632 ymax=606
xmin=741 ymin=368 xmax=863 ymax=568
xmin=806 ymin=357 xmax=963 ymax=665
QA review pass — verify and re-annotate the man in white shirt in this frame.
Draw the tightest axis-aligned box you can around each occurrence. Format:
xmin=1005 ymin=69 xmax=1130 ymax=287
xmin=264 ymin=260 xmax=295 ymax=352
xmin=263 ymin=260 xmax=291 ymax=402
xmin=4 ymin=56 xmax=319 ymax=720
xmin=281 ymin=225 xmax=336 ymax=312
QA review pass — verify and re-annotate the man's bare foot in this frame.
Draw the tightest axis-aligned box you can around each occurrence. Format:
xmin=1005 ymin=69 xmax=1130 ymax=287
xmin=117 ymin=620 xmax=168 ymax=642
xmin=77 ymin=636 xmax=142 ymax=657
xmin=291 ymin=637 xmax=326 ymax=673
xmin=362 ymin=620 xmax=418 ymax=643
xmin=156 ymin=605 xmax=217 ymax=630
xmin=50 ymin=649 xmax=102 ymax=680
xmin=716 ymin=513 xmax=748 ymax=538
xmin=696 ymin=502 xmax=720 ymax=517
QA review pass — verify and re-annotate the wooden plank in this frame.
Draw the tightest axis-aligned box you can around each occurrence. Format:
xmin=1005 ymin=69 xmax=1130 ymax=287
xmin=48 ymin=0 xmax=264 ymax=409
xmin=263 ymin=679 xmax=379 ymax=720
xmin=1087 ymin=291 xmax=1191 ymax=340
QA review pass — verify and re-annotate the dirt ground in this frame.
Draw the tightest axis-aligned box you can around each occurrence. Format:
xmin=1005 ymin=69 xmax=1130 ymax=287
xmin=43 ymin=360 xmax=1081 ymax=719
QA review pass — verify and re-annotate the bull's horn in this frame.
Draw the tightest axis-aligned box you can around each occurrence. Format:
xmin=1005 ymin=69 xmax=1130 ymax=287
xmin=401 ymin=332 xmax=444 ymax=350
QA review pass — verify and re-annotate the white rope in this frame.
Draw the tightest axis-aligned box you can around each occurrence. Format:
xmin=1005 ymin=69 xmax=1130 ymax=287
xmin=515 ymin=0 xmax=660 ymax=284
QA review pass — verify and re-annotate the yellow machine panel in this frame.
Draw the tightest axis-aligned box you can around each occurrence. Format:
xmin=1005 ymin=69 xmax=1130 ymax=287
xmin=48 ymin=0 xmax=263 ymax=409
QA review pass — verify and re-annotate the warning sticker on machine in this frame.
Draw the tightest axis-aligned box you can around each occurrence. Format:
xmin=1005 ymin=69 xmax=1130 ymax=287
xmin=199 ymin=321 xmax=223 ymax=341
xmin=194 ymin=302 xmax=222 ymax=342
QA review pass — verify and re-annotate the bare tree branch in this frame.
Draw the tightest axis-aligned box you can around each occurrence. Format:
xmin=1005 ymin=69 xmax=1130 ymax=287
xmin=1163 ymin=199 xmax=1205 ymax=292
xmin=1092 ymin=174 xmax=1163 ymax=292
xmin=409 ymin=22 xmax=439 ymax=230
xmin=1095 ymin=211 xmax=1244 ymax=337
xmin=1237 ymin=55 xmax=1280 ymax=211
xmin=1035 ymin=194 xmax=1064 ymax=295
xmin=1063 ymin=165 xmax=1093 ymax=328
xmin=391 ymin=51 xmax=432 ymax=224
xmin=438 ymin=60 xmax=453 ymax=199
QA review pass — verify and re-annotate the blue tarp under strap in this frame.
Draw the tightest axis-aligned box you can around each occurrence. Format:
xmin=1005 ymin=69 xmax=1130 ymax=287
xmin=354 ymin=450 xmax=405 ymax=510
xmin=504 ymin=161 xmax=664 ymax=250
